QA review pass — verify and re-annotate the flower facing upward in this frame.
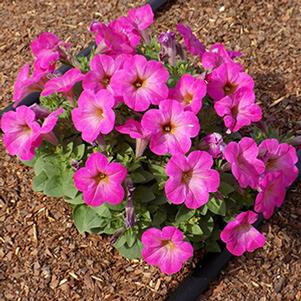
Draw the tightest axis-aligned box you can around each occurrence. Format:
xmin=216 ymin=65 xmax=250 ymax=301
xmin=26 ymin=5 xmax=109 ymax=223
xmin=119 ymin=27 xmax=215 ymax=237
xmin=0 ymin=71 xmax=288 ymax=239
xmin=258 ymin=138 xmax=298 ymax=187
xmin=141 ymin=226 xmax=193 ymax=275
xmin=176 ymin=23 xmax=205 ymax=56
xmin=165 ymin=151 xmax=220 ymax=209
xmin=141 ymin=99 xmax=200 ymax=155
xmin=254 ymin=172 xmax=286 ymax=219
xmin=224 ymin=137 xmax=265 ymax=189
xmin=214 ymin=88 xmax=262 ymax=133
xmin=207 ymin=62 xmax=254 ymax=101
xmin=127 ymin=4 xmax=154 ymax=31
xmin=220 ymin=211 xmax=266 ymax=256
xmin=169 ymin=74 xmax=207 ymax=114
xmin=110 ymin=55 xmax=169 ymax=111
xmin=72 ymin=90 xmax=115 ymax=143
xmin=73 ymin=152 xmax=127 ymax=207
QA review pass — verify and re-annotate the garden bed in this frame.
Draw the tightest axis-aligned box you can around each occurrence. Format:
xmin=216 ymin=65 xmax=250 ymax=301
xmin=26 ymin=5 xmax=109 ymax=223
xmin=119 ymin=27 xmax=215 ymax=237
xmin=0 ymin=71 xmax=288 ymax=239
xmin=3 ymin=0 xmax=298 ymax=300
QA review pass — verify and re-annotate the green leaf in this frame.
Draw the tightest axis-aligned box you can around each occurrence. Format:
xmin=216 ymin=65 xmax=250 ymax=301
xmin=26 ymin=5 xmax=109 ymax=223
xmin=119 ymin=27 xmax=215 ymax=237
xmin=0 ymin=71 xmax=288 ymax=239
xmin=133 ymin=186 xmax=156 ymax=203
xmin=33 ymin=156 xmax=46 ymax=175
xmin=191 ymin=224 xmax=203 ymax=235
xmin=152 ymin=210 xmax=167 ymax=227
xmin=74 ymin=144 xmax=85 ymax=160
xmin=219 ymin=173 xmax=236 ymax=195
xmin=199 ymin=216 xmax=214 ymax=238
xmin=175 ymin=206 xmax=195 ymax=224
xmin=72 ymin=205 xmax=104 ymax=234
xmin=207 ymin=196 xmax=226 ymax=216
xmin=64 ymin=193 xmax=83 ymax=205
xmin=62 ymin=169 xmax=78 ymax=199
xmin=115 ymin=239 xmax=142 ymax=259
xmin=205 ymin=240 xmax=221 ymax=253
xmin=44 ymin=175 xmax=64 ymax=197
xmin=32 ymin=171 xmax=48 ymax=191
xmin=21 ymin=157 xmax=36 ymax=167
xmin=92 ymin=204 xmax=111 ymax=218
xmin=125 ymin=229 xmax=136 ymax=248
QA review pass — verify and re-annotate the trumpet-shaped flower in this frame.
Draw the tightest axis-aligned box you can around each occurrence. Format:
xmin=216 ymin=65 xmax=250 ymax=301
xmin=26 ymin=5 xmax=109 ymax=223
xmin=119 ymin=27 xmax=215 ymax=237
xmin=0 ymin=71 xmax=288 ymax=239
xmin=169 ymin=74 xmax=206 ymax=113
xmin=110 ymin=55 xmax=169 ymax=111
xmin=177 ymin=23 xmax=205 ymax=56
xmin=254 ymin=172 xmax=286 ymax=219
xmin=72 ymin=90 xmax=115 ymax=143
xmin=220 ymin=211 xmax=266 ymax=256
xmin=141 ymin=226 xmax=193 ymax=275
xmin=73 ymin=152 xmax=127 ymax=207
xmin=141 ymin=99 xmax=200 ymax=155
xmin=199 ymin=133 xmax=225 ymax=159
xmin=41 ymin=68 xmax=83 ymax=102
xmin=207 ymin=62 xmax=254 ymax=101
xmin=165 ymin=151 xmax=220 ymax=209
xmin=224 ymin=137 xmax=265 ymax=189
xmin=127 ymin=4 xmax=154 ymax=31
xmin=214 ymin=88 xmax=262 ymax=133
xmin=258 ymin=138 xmax=298 ymax=187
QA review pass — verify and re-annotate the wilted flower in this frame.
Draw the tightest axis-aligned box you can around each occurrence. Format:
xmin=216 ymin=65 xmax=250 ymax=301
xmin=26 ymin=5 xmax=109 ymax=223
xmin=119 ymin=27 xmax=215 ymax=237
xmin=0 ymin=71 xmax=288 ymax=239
xmin=224 ymin=137 xmax=265 ymax=189
xmin=73 ymin=152 xmax=127 ymax=207
xmin=165 ymin=151 xmax=220 ymax=209
xmin=199 ymin=132 xmax=225 ymax=158
xmin=220 ymin=211 xmax=266 ymax=256
xmin=141 ymin=226 xmax=193 ymax=275
xmin=72 ymin=90 xmax=115 ymax=143
xmin=141 ymin=99 xmax=200 ymax=155
xmin=110 ymin=55 xmax=169 ymax=111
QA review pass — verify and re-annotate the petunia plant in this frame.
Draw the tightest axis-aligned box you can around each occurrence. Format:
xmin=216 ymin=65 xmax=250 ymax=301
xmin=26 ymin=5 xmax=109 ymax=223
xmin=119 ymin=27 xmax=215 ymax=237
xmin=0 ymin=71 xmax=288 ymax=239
xmin=1 ymin=4 xmax=299 ymax=275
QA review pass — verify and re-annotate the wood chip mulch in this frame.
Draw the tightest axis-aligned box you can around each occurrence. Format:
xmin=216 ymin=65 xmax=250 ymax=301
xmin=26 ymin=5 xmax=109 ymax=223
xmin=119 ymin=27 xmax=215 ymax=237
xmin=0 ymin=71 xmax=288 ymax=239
xmin=0 ymin=1 xmax=300 ymax=300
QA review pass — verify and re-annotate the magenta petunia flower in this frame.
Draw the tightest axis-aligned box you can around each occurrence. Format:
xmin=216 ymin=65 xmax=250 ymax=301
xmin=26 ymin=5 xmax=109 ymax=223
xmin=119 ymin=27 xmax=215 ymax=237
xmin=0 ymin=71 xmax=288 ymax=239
xmin=141 ymin=99 xmax=200 ymax=155
xmin=207 ymin=62 xmax=254 ymax=101
xmin=110 ymin=55 xmax=169 ymax=111
xmin=176 ymin=23 xmax=205 ymax=56
xmin=258 ymin=138 xmax=298 ymax=187
xmin=127 ymin=4 xmax=154 ymax=31
xmin=169 ymin=74 xmax=206 ymax=114
xmin=199 ymin=133 xmax=225 ymax=159
xmin=13 ymin=64 xmax=48 ymax=106
xmin=141 ymin=226 xmax=193 ymax=275
xmin=224 ymin=137 xmax=265 ymax=189
xmin=73 ymin=152 xmax=127 ymax=207
xmin=165 ymin=151 xmax=220 ymax=209
xmin=1 ymin=106 xmax=42 ymax=160
xmin=202 ymin=43 xmax=242 ymax=70
xmin=214 ymin=88 xmax=262 ymax=133
xmin=254 ymin=172 xmax=286 ymax=219
xmin=41 ymin=68 xmax=84 ymax=103
xmin=72 ymin=89 xmax=115 ymax=143
xmin=220 ymin=211 xmax=266 ymax=256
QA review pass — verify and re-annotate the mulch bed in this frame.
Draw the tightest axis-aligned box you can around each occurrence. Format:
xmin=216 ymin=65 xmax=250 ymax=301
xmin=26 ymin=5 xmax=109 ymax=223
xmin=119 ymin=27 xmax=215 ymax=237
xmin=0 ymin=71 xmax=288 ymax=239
xmin=0 ymin=0 xmax=300 ymax=300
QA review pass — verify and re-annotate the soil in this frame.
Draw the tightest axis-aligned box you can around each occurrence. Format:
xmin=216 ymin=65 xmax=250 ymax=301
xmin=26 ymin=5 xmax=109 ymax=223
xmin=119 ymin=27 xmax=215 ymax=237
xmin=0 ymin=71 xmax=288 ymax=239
xmin=0 ymin=0 xmax=300 ymax=300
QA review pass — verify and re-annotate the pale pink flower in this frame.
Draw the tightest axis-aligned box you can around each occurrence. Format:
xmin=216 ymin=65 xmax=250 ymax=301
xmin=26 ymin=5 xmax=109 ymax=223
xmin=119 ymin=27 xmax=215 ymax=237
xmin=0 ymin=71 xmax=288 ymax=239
xmin=73 ymin=152 xmax=127 ymax=207
xmin=258 ymin=138 xmax=298 ymax=187
xmin=224 ymin=137 xmax=265 ymax=189
xmin=165 ymin=151 xmax=220 ymax=209
xmin=169 ymin=74 xmax=206 ymax=114
xmin=207 ymin=62 xmax=254 ymax=101
xmin=141 ymin=99 xmax=200 ymax=155
xmin=72 ymin=90 xmax=115 ymax=143
xmin=176 ymin=23 xmax=205 ymax=56
xmin=127 ymin=4 xmax=154 ymax=31
xmin=199 ymin=133 xmax=225 ymax=159
xmin=254 ymin=172 xmax=286 ymax=219
xmin=110 ymin=55 xmax=169 ymax=111
xmin=214 ymin=88 xmax=262 ymax=133
xmin=141 ymin=226 xmax=193 ymax=275
xmin=220 ymin=211 xmax=266 ymax=256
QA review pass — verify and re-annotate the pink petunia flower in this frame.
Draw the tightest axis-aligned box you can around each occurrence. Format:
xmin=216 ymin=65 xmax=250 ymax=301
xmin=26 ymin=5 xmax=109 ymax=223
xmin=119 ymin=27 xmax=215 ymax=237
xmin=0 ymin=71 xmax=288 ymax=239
xmin=254 ymin=172 xmax=286 ymax=219
xmin=220 ymin=211 xmax=266 ymax=256
xmin=13 ymin=64 xmax=48 ymax=106
xmin=169 ymin=74 xmax=207 ymax=114
xmin=110 ymin=55 xmax=169 ymax=111
xmin=141 ymin=226 xmax=193 ymax=275
xmin=176 ymin=23 xmax=205 ymax=56
xmin=202 ymin=43 xmax=242 ymax=70
xmin=41 ymin=68 xmax=84 ymax=103
xmin=258 ymin=138 xmax=298 ymax=187
xmin=224 ymin=137 xmax=265 ymax=189
xmin=214 ymin=88 xmax=262 ymax=133
xmin=73 ymin=152 xmax=127 ymax=207
xmin=199 ymin=133 xmax=225 ymax=159
xmin=165 ymin=151 xmax=220 ymax=209
xmin=207 ymin=62 xmax=254 ymax=101
xmin=127 ymin=4 xmax=154 ymax=32
xmin=72 ymin=90 xmax=115 ymax=143
xmin=141 ymin=99 xmax=200 ymax=155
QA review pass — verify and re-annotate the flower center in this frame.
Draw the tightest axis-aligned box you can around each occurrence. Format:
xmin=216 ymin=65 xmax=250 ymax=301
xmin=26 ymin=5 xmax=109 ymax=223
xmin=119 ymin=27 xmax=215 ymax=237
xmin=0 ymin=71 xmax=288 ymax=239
xmin=162 ymin=122 xmax=175 ymax=133
xmin=101 ymin=75 xmax=111 ymax=87
xmin=95 ymin=107 xmax=104 ymax=119
xmin=181 ymin=170 xmax=193 ymax=184
xmin=22 ymin=124 xmax=32 ymax=135
xmin=231 ymin=105 xmax=239 ymax=116
xmin=183 ymin=92 xmax=193 ymax=105
xmin=93 ymin=172 xmax=108 ymax=184
xmin=223 ymin=82 xmax=237 ymax=95
xmin=133 ymin=77 xmax=144 ymax=90
xmin=162 ymin=240 xmax=176 ymax=250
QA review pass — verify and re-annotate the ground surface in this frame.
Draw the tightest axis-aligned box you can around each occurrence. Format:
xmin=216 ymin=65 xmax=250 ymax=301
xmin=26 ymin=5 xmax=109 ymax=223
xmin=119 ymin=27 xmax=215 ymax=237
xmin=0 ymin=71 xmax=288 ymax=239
xmin=0 ymin=0 xmax=300 ymax=300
